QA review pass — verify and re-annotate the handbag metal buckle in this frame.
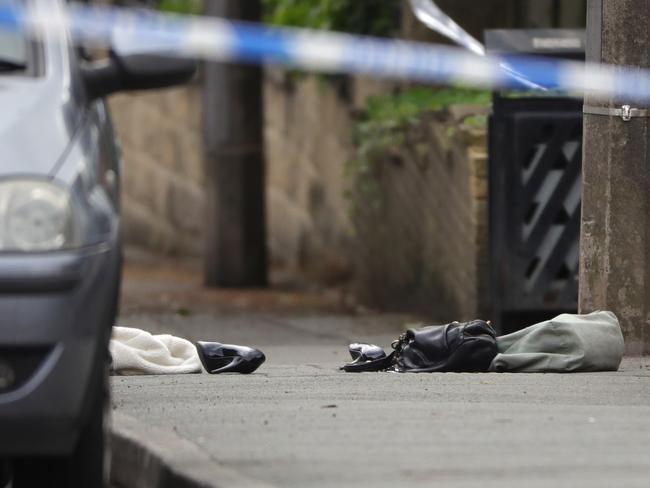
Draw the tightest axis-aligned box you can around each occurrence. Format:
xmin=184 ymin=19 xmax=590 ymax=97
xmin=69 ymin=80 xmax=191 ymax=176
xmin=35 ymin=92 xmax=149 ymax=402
xmin=621 ymin=104 xmax=632 ymax=121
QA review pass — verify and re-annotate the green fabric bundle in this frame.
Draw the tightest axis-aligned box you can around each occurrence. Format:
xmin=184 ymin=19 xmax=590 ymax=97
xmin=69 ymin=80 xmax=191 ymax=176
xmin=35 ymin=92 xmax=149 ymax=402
xmin=490 ymin=311 xmax=624 ymax=373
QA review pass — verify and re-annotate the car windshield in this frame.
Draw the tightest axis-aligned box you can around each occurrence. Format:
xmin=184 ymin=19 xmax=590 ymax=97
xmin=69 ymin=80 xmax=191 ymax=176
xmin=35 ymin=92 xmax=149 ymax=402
xmin=0 ymin=28 xmax=29 ymax=73
xmin=0 ymin=0 xmax=33 ymax=74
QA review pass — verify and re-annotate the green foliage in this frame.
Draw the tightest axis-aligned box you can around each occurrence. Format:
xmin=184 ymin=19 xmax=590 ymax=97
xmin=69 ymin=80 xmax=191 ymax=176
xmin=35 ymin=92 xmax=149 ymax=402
xmin=262 ymin=0 xmax=400 ymax=37
xmin=463 ymin=113 xmax=488 ymax=128
xmin=158 ymin=0 xmax=202 ymax=15
xmin=345 ymin=87 xmax=491 ymax=215
xmin=364 ymin=87 xmax=491 ymax=126
xmin=352 ymin=87 xmax=490 ymax=163
xmin=263 ymin=1 xmax=399 ymax=84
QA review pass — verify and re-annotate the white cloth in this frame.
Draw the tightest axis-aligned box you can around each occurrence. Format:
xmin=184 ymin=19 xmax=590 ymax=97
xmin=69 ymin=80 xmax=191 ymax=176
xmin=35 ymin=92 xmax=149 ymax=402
xmin=110 ymin=326 xmax=203 ymax=375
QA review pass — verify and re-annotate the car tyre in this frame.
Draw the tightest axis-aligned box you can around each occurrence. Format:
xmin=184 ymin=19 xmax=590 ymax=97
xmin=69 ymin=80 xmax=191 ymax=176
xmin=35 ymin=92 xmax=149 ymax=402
xmin=12 ymin=365 xmax=110 ymax=488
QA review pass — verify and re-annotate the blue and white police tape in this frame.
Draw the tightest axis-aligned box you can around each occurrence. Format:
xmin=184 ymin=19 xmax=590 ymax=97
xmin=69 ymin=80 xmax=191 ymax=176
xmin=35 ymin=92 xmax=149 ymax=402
xmin=409 ymin=0 xmax=486 ymax=56
xmin=408 ymin=0 xmax=547 ymax=91
xmin=1 ymin=2 xmax=650 ymax=103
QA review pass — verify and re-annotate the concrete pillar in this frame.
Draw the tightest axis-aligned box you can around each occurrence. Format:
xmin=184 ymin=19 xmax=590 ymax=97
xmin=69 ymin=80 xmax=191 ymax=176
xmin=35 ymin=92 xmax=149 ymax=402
xmin=579 ymin=0 xmax=650 ymax=354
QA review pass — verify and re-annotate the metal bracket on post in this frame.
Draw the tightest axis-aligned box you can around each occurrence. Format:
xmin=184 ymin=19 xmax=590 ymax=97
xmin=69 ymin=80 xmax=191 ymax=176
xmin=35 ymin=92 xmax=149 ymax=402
xmin=583 ymin=104 xmax=650 ymax=121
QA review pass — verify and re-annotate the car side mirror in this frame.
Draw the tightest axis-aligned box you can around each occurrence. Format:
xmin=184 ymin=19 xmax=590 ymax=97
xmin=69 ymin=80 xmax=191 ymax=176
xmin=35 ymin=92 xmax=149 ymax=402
xmin=81 ymin=51 xmax=197 ymax=100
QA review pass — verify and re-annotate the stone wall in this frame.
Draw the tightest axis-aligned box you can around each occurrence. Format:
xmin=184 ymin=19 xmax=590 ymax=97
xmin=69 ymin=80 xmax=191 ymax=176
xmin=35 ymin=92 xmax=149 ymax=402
xmin=110 ymin=68 xmax=390 ymax=275
xmin=110 ymin=83 xmax=205 ymax=256
xmin=263 ymin=69 xmax=491 ymax=319
xmin=264 ymin=70 xmax=392 ymax=284
xmin=350 ymin=107 xmax=489 ymax=321
xmin=112 ymin=71 xmax=490 ymax=321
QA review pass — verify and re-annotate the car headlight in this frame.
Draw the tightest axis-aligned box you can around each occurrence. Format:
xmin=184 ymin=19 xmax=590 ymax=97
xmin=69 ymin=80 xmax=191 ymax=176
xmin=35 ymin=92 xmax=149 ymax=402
xmin=0 ymin=180 xmax=78 ymax=252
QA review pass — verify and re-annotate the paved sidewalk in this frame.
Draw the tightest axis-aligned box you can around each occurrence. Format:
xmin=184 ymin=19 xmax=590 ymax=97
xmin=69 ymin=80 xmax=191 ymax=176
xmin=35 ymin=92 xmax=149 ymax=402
xmin=113 ymin=357 xmax=650 ymax=488
xmin=112 ymin=252 xmax=650 ymax=488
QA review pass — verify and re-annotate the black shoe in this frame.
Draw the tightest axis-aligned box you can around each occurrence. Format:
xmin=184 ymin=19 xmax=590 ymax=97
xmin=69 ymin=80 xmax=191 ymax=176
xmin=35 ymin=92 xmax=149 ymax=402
xmin=195 ymin=342 xmax=266 ymax=374
xmin=341 ymin=343 xmax=394 ymax=372
xmin=349 ymin=343 xmax=386 ymax=362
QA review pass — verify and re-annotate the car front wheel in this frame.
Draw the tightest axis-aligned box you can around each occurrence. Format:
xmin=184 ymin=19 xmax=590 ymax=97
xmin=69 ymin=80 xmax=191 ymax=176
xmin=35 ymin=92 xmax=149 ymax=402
xmin=12 ymin=365 xmax=110 ymax=488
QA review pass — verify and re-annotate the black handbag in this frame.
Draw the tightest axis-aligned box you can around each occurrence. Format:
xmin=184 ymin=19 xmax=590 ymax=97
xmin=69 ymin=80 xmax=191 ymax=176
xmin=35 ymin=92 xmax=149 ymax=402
xmin=342 ymin=320 xmax=498 ymax=373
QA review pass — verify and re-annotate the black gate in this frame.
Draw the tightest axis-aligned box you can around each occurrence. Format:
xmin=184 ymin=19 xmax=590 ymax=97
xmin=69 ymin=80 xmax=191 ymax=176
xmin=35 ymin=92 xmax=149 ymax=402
xmin=489 ymin=96 xmax=583 ymax=333
xmin=485 ymin=29 xmax=585 ymax=333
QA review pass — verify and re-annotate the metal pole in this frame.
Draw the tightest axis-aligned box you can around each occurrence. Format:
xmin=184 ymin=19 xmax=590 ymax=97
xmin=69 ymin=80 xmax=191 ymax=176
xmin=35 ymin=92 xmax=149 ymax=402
xmin=579 ymin=0 xmax=650 ymax=353
xmin=202 ymin=0 xmax=268 ymax=287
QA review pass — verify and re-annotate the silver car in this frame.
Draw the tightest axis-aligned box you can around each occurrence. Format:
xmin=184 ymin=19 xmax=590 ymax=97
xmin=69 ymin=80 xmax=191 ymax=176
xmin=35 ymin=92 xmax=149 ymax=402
xmin=0 ymin=1 xmax=195 ymax=485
